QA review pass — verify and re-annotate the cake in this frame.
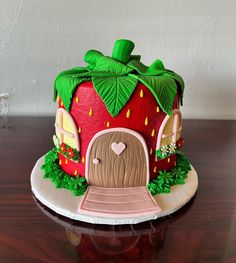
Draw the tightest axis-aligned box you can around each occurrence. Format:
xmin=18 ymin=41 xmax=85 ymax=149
xmin=31 ymin=39 xmax=198 ymax=224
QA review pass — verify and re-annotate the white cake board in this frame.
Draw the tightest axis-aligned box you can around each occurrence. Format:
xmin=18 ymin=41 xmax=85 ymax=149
xmin=31 ymin=156 xmax=198 ymax=225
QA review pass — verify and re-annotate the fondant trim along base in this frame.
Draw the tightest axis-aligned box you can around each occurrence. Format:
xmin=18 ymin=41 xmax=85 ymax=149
xmin=31 ymin=156 xmax=198 ymax=225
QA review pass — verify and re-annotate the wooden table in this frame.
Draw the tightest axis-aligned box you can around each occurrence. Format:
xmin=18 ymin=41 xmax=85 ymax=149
xmin=0 ymin=117 xmax=235 ymax=263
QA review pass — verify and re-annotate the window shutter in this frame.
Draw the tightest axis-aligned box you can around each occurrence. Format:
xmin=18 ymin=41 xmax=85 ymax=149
xmin=155 ymin=110 xmax=182 ymax=161
xmin=55 ymin=108 xmax=80 ymax=151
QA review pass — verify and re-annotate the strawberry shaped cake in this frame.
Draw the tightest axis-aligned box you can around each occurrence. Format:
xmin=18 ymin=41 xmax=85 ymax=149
xmin=31 ymin=39 xmax=198 ymax=224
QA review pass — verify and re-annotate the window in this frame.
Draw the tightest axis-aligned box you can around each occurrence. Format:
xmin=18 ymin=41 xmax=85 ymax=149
xmin=55 ymin=108 xmax=80 ymax=151
xmin=155 ymin=109 xmax=182 ymax=160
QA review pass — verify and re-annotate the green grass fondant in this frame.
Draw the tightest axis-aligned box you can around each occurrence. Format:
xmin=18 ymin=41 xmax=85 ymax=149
xmin=41 ymin=148 xmax=190 ymax=197
xmin=148 ymin=151 xmax=191 ymax=195
xmin=41 ymin=148 xmax=88 ymax=196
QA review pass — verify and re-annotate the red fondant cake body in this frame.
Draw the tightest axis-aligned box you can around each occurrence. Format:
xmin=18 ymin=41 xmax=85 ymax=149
xmin=58 ymin=81 xmax=179 ymax=179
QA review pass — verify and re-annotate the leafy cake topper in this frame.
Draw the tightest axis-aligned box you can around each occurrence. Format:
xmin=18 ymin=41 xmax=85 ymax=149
xmin=53 ymin=39 xmax=184 ymax=116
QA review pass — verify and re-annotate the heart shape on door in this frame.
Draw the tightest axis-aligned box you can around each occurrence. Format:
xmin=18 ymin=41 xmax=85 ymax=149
xmin=111 ymin=142 xmax=126 ymax=155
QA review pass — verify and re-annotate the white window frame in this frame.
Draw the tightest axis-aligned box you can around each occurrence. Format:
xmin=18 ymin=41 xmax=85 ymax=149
xmin=55 ymin=108 xmax=80 ymax=151
xmin=155 ymin=109 xmax=182 ymax=161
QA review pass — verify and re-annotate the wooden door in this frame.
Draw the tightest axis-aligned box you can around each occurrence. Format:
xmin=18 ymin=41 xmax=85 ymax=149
xmin=87 ymin=130 xmax=148 ymax=187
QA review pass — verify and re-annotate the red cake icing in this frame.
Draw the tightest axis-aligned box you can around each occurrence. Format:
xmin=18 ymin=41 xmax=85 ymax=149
xmin=58 ymin=82 xmax=179 ymax=179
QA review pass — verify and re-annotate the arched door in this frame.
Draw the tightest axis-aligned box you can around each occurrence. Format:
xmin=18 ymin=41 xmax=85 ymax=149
xmin=86 ymin=128 xmax=149 ymax=188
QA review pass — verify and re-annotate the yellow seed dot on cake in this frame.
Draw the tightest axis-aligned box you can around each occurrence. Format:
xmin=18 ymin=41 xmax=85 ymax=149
xmin=106 ymin=121 xmax=110 ymax=128
xmin=88 ymin=108 xmax=93 ymax=116
xmin=168 ymin=158 xmax=170 ymax=163
xmin=74 ymin=170 xmax=78 ymax=176
xmin=78 ymin=127 xmax=82 ymax=133
xmin=59 ymin=159 xmax=62 ymax=165
xmin=75 ymin=96 xmax=79 ymax=103
xmin=82 ymin=157 xmax=85 ymax=163
xmin=65 ymin=159 xmax=68 ymax=164
xmin=151 ymin=129 xmax=155 ymax=137
xmin=145 ymin=117 xmax=149 ymax=126
xmin=140 ymin=89 xmax=144 ymax=98
xmin=126 ymin=109 xmax=131 ymax=118
xmin=153 ymin=166 xmax=157 ymax=173
xmin=150 ymin=148 xmax=153 ymax=155
xmin=156 ymin=106 xmax=159 ymax=112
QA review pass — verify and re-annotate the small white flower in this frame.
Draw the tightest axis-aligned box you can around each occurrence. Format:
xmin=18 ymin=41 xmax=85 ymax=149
xmin=168 ymin=142 xmax=176 ymax=154
xmin=161 ymin=145 xmax=168 ymax=156
xmin=52 ymin=135 xmax=57 ymax=143
xmin=53 ymin=135 xmax=60 ymax=149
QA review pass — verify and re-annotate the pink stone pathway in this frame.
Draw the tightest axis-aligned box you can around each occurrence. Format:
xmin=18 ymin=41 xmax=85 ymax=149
xmin=78 ymin=186 xmax=161 ymax=218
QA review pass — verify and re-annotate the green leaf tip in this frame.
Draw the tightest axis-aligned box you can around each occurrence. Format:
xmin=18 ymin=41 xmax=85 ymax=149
xmin=92 ymin=76 xmax=138 ymax=116
xmin=148 ymin=59 xmax=165 ymax=72
xmin=84 ymin=50 xmax=103 ymax=69
xmin=112 ymin=39 xmax=135 ymax=64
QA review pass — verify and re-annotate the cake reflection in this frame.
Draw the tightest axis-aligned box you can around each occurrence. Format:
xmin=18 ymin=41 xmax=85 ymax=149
xmin=33 ymin=195 xmax=194 ymax=262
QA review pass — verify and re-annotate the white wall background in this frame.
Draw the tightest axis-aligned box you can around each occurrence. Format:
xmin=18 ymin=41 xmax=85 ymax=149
xmin=0 ymin=0 xmax=236 ymax=119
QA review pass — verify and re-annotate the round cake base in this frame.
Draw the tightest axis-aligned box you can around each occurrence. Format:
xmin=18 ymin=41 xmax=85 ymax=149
xmin=31 ymin=156 xmax=198 ymax=225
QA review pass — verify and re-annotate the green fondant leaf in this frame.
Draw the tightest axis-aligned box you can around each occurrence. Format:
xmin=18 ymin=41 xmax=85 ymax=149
xmin=92 ymin=76 xmax=138 ymax=116
xmin=131 ymin=75 xmax=177 ymax=115
xmin=128 ymin=59 xmax=165 ymax=76
xmin=156 ymin=149 xmax=165 ymax=159
xmin=165 ymin=70 xmax=185 ymax=103
xmin=54 ymin=68 xmax=90 ymax=111
xmin=77 ymin=71 xmax=122 ymax=78
xmin=128 ymin=59 xmax=148 ymax=74
xmin=93 ymin=56 xmax=133 ymax=75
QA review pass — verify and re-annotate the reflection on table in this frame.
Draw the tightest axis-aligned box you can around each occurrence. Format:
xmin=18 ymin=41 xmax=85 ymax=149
xmin=34 ymin=195 xmax=194 ymax=262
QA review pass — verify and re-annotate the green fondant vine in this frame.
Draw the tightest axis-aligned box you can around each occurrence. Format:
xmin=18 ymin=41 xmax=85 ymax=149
xmin=53 ymin=39 xmax=184 ymax=116
xmin=41 ymin=148 xmax=87 ymax=196
xmin=148 ymin=151 xmax=191 ymax=195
